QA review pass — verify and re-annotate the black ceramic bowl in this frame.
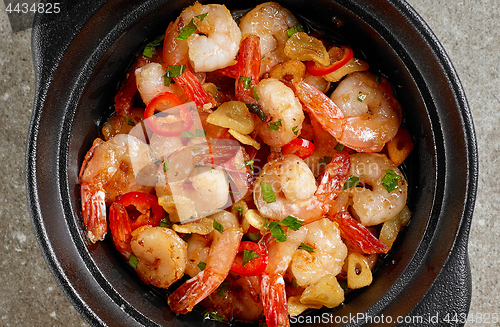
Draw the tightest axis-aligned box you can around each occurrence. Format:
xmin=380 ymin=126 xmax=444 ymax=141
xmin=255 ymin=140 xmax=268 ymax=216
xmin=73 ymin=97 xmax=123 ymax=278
xmin=27 ymin=0 xmax=477 ymax=326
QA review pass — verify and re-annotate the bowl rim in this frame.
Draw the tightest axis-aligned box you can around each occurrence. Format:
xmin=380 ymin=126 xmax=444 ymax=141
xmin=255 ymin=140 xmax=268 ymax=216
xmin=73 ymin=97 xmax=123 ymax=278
xmin=26 ymin=0 xmax=478 ymax=326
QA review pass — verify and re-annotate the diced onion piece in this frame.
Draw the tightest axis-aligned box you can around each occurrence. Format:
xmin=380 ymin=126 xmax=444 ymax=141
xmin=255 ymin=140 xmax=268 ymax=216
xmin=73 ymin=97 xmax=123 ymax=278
xmin=172 ymin=217 xmax=214 ymax=235
xmin=284 ymin=32 xmax=329 ymax=66
xmin=322 ymin=57 xmax=369 ymax=82
xmin=243 ymin=209 xmax=266 ymax=231
xmin=300 ymin=274 xmax=344 ymax=308
xmin=288 ymin=295 xmax=321 ymax=317
xmin=346 ymin=252 xmax=373 ymax=289
xmin=379 ymin=205 xmax=411 ymax=249
xmin=206 ymin=101 xmax=255 ymax=134
xmin=228 ymin=129 xmax=261 ymax=150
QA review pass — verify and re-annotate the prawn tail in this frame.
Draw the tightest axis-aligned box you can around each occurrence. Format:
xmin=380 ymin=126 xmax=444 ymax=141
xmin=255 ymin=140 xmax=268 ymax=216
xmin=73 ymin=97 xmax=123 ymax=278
xmin=235 ymin=35 xmax=261 ymax=104
xmin=173 ymin=68 xmax=217 ymax=110
xmin=316 ymin=151 xmax=351 ymax=212
xmin=108 ymin=202 xmax=132 ymax=260
xmin=293 ymin=81 xmax=344 ymax=138
xmin=167 ymin=269 xmax=220 ymax=314
xmin=331 ymin=210 xmax=389 ymax=254
xmin=260 ymin=274 xmax=289 ymax=327
xmin=80 ymin=184 xmax=107 ymax=243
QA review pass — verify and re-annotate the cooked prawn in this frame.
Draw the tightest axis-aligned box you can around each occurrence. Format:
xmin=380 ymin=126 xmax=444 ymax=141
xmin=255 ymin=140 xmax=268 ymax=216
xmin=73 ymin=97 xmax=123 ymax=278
xmin=254 ymin=152 xmax=350 ymax=223
xmin=130 ymin=225 xmax=187 ymax=289
xmin=239 ymin=2 xmax=299 ymax=76
xmin=289 ymin=218 xmax=347 ymax=287
xmin=329 ymin=72 xmax=402 ymax=152
xmin=255 ymin=78 xmax=305 ymax=148
xmin=78 ymin=134 xmax=155 ymax=242
xmin=260 ymin=228 xmax=306 ymax=327
xmin=135 ymin=62 xmax=189 ymax=104
xmin=293 ymin=72 xmax=402 ymax=152
xmin=346 ymin=153 xmax=408 ymax=226
xmin=168 ymin=211 xmax=243 ymax=314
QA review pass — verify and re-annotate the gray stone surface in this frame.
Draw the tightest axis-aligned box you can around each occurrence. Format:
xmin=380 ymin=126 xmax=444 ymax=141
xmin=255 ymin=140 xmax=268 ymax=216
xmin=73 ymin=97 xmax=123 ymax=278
xmin=0 ymin=0 xmax=497 ymax=326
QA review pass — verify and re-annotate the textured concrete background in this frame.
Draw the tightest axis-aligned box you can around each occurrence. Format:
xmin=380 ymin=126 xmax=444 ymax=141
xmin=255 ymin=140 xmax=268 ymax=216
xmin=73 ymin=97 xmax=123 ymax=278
xmin=0 ymin=0 xmax=498 ymax=326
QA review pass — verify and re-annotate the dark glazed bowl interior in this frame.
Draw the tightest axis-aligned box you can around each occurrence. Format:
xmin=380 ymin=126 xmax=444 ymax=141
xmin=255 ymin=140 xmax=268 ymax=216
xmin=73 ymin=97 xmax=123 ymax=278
xmin=27 ymin=0 xmax=477 ymax=326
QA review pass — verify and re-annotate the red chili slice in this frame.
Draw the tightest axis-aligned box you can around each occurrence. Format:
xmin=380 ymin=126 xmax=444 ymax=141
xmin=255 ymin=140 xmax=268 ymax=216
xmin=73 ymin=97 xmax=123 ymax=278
xmin=109 ymin=192 xmax=166 ymax=259
xmin=281 ymin=138 xmax=315 ymax=159
xmin=144 ymin=92 xmax=193 ymax=136
xmin=231 ymin=241 xmax=268 ymax=276
xmin=306 ymin=45 xmax=353 ymax=76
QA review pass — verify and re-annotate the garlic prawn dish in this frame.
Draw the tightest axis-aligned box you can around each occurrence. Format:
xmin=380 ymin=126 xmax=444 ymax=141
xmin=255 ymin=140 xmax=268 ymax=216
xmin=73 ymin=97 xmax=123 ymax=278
xmin=78 ymin=2 xmax=415 ymax=326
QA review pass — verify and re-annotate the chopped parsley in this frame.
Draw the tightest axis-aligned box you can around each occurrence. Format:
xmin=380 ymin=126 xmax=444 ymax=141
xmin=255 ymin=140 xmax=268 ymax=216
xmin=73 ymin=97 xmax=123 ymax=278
xmin=163 ymin=160 xmax=170 ymax=172
xmin=269 ymin=119 xmax=282 ymax=132
xmin=252 ymin=87 xmax=259 ymax=101
xmin=267 ymin=221 xmax=286 ymax=242
xmin=292 ymin=126 xmax=299 ymax=136
xmin=196 ymin=128 xmax=206 ymax=137
xmin=242 ymin=249 xmax=260 ymax=267
xmin=247 ymin=232 xmax=261 ymax=241
xmin=142 ymin=34 xmax=165 ymax=58
xmin=128 ymin=252 xmax=139 ymax=269
xmin=176 ymin=13 xmax=208 ymax=40
xmin=260 ymin=181 xmax=276 ymax=203
xmin=163 ymin=64 xmax=186 ymax=86
xmin=334 ymin=143 xmax=345 ymax=151
xmin=158 ymin=217 xmax=172 ymax=228
xmin=342 ymin=175 xmax=360 ymax=190
xmin=298 ymin=242 xmax=315 ymax=253
xmin=357 ymin=91 xmax=367 ymax=102
xmin=213 ymin=219 xmax=224 ymax=233
xmin=279 ymin=216 xmax=303 ymax=231
xmin=197 ymin=261 xmax=206 ymax=271
xmin=232 ymin=206 xmax=243 ymax=216
xmin=203 ymin=311 xmax=223 ymax=322
xmin=238 ymin=76 xmax=252 ymax=89
xmin=181 ymin=131 xmax=196 ymax=137
xmin=265 ymin=216 xmax=304 ymax=242
xmin=287 ymin=24 xmax=304 ymax=37
xmin=126 ymin=116 xmax=136 ymax=126
xmin=382 ymin=169 xmax=402 ymax=192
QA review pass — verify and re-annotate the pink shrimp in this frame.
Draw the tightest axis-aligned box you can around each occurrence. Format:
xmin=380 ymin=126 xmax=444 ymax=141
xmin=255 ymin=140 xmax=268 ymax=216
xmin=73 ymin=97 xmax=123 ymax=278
xmin=293 ymin=71 xmax=402 ymax=152
xmin=167 ymin=211 xmax=243 ymax=314
xmin=78 ymin=135 xmax=155 ymax=243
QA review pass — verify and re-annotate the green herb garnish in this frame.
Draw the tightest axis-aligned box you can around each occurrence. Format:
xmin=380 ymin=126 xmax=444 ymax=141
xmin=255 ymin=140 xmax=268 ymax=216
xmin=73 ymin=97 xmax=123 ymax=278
xmin=128 ymin=252 xmax=139 ymax=269
xmin=158 ymin=216 xmax=172 ymax=228
xmin=203 ymin=311 xmax=223 ymax=322
xmin=279 ymin=216 xmax=303 ymax=231
xmin=197 ymin=261 xmax=206 ymax=271
xmin=334 ymin=143 xmax=345 ymax=151
xmin=181 ymin=131 xmax=196 ymax=138
xmin=163 ymin=64 xmax=187 ymax=86
xmin=252 ymin=87 xmax=259 ymax=101
xmin=292 ymin=126 xmax=299 ymax=136
xmin=260 ymin=181 xmax=276 ymax=203
xmin=298 ymin=242 xmax=315 ymax=253
xmin=287 ymin=24 xmax=304 ymax=37
xmin=213 ymin=219 xmax=224 ymax=233
xmin=357 ymin=91 xmax=367 ymax=102
xmin=177 ymin=19 xmax=198 ymax=40
xmin=163 ymin=160 xmax=170 ymax=172
xmin=267 ymin=221 xmax=286 ymax=242
xmin=195 ymin=128 xmax=206 ymax=137
xmin=248 ymin=232 xmax=261 ymax=241
xmin=242 ymin=249 xmax=260 ymax=267
xmin=143 ymin=34 xmax=165 ymax=58
xmin=269 ymin=119 xmax=282 ymax=132
xmin=233 ymin=206 xmax=243 ymax=216
xmin=342 ymin=175 xmax=360 ymax=190
xmin=238 ymin=76 xmax=252 ymax=89
xmin=382 ymin=169 xmax=402 ymax=192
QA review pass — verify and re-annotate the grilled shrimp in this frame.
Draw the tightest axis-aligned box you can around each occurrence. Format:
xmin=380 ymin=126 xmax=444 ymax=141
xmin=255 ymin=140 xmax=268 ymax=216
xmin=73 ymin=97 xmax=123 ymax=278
xmin=130 ymin=226 xmax=187 ymax=289
xmin=346 ymin=153 xmax=408 ymax=226
xmin=78 ymin=134 xmax=155 ymax=242
xmin=255 ymin=78 xmax=305 ymax=148
xmin=239 ymin=2 xmax=299 ymax=75
xmin=289 ymin=218 xmax=347 ymax=287
xmin=135 ymin=62 xmax=189 ymax=104
xmin=168 ymin=211 xmax=243 ymax=314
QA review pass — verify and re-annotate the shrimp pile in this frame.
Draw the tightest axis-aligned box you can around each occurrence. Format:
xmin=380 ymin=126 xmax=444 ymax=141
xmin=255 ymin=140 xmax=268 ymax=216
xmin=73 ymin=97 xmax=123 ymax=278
xmin=79 ymin=2 xmax=415 ymax=326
